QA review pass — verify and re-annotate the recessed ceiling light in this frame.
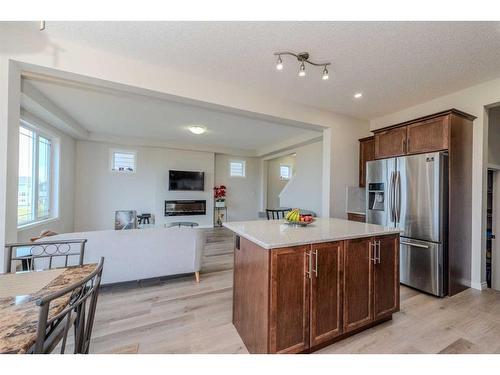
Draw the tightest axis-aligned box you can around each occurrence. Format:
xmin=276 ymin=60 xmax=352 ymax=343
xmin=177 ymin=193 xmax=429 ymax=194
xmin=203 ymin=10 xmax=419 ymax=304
xmin=188 ymin=125 xmax=207 ymax=135
xmin=354 ymin=93 xmax=363 ymax=99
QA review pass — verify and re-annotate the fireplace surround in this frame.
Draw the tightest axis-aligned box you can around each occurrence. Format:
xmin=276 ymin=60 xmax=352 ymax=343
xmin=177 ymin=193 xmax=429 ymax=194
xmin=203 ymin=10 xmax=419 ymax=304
xmin=165 ymin=200 xmax=206 ymax=216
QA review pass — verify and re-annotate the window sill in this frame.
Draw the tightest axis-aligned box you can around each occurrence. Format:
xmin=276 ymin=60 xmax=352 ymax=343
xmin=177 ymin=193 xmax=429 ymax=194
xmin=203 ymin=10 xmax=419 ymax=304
xmin=17 ymin=217 xmax=59 ymax=232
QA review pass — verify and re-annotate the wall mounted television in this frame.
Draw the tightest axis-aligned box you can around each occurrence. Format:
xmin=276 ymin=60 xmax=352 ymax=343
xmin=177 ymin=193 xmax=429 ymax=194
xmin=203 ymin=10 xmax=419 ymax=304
xmin=169 ymin=170 xmax=205 ymax=191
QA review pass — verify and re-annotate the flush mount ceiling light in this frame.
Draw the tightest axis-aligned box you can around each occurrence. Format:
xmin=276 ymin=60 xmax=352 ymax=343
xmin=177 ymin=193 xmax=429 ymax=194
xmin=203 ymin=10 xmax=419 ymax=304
xmin=188 ymin=125 xmax=207 ymax=135
xmin=274 ymin=51 xmax=331 ymax=81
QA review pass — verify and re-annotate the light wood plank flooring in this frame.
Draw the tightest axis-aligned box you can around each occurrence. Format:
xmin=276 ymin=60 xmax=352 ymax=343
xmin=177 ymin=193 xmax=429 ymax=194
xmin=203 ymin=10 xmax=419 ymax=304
xmin=90 ymin=227 xmax=500 ymax=354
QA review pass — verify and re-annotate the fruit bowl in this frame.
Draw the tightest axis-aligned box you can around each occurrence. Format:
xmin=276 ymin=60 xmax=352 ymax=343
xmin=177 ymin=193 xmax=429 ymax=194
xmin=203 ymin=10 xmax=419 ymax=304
xmin=284 ymin=209 xmax=315 ymax=226
xmin=284 ymin=218 xmax=314 ymax=227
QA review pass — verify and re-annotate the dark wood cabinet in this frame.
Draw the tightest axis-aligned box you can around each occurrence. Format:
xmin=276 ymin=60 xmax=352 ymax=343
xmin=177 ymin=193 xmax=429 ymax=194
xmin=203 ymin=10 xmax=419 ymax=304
xmin=269 ymin=245 xmax=310 ymax=354
xmin=343 ymin=234 xmax=400 ymax=332
xmin=406 ymin=115 xmax=449 ymax=154
xmin=310 ymin=242 xmax=343 ymax=347
xmin=373 ymin=235 xmax=400 ymax=319
xmin=359 ymin=136 xmax=375 ymax=187
xmin=232 ymin=234 xmax=400 ymax=354
xmin=374 ymin=126 xmax=407 ymax=159
xmin=343 ymin=237 xmax=373 ymax=332
xmin=347 ymin=213 xmax=366 ymax=223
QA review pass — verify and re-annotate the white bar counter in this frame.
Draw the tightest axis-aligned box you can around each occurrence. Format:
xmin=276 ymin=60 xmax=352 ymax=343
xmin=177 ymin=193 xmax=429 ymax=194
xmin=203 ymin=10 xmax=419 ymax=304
xmin=223 ymin=217 xmax=401 ymax=249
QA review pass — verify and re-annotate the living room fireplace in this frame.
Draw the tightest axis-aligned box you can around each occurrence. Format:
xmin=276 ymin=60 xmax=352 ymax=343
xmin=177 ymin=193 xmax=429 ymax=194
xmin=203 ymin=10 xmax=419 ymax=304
xmin=165 ymin=200 xmax=206 ymax=216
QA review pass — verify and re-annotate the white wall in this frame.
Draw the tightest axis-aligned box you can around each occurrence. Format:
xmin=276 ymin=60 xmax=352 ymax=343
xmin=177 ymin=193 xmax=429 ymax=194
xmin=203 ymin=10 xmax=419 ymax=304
xmin=74 ymin=141 xmax=215 ymax=230
xmin=488 ymin=106 xmax=500 ymax=166
xmin=17 ymin=112 xmax=76 ymax=242
xmin=279 ymin=141 xmax=323 ymax=216
xmin=0 ymin=26 xmax=369 ymax=271
xmin=267 ymin=154 xmax=296 ymax=209
xmin=214 ymin=154 xmax=261 ymax=221
xmin=370 ymin=77 xmax=500 ymax=290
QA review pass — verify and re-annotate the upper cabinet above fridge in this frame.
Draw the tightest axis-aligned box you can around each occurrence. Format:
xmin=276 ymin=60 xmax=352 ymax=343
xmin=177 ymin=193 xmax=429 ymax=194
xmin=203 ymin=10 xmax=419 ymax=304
xmin=373 ymin=110 xmax=464 ymax=160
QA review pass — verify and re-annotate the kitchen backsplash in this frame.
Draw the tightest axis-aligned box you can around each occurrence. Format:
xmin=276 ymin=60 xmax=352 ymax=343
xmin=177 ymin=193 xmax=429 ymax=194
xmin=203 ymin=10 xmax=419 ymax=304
xmin=346 ymin=186 xmax=366 ymax=214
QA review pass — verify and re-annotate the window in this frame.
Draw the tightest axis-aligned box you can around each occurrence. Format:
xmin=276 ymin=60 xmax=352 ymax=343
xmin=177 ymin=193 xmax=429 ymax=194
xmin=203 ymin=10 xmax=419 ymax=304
xmin=18 ymin=126 xmax=54 ymax=226
xmin=111 ymin=150 xmax=136 ymax=173
xmin=280 ymin=165 xmax=292 ymax=180
xmin=229 ymin=160 xmax=246 ymax=177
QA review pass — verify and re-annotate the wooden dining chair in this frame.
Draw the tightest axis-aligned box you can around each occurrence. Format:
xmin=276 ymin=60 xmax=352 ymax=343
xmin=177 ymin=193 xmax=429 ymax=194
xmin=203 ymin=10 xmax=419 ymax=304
xmin=32 ymin=257 xmax=104 ymax=354
xmin=4 ymin=239 xmax=87 ymax=273
xmin=265 ymin=208 xmax=291 ymax=220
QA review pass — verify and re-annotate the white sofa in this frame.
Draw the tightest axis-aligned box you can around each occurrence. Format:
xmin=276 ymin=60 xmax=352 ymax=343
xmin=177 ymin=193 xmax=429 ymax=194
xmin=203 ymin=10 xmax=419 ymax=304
xmin=42 ymin=227 xmax=205 ymax=285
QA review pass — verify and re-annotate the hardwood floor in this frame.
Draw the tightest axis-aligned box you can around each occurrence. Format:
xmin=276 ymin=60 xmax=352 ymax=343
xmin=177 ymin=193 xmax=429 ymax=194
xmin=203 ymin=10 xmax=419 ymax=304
xmin=90 ymin=227 xmax=500 ymax=354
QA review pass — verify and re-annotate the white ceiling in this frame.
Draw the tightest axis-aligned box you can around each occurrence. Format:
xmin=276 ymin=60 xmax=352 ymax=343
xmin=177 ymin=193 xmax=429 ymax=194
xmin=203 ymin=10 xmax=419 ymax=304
xmin=8 ymin=21 xmax=500 ymax=119
xmin=22 ymin=78 xmax=321 ymax=155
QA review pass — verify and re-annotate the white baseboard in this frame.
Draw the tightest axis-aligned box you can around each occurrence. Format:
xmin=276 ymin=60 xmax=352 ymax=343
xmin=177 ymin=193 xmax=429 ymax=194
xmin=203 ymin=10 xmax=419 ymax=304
xmin=470 ymin=281 xmax=488 ymax=290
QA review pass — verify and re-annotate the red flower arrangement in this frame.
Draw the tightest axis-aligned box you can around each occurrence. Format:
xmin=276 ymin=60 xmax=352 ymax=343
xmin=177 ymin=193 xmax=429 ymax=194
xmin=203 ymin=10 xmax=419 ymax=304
xmin=214 ymin=185 xmax=227 ymax=201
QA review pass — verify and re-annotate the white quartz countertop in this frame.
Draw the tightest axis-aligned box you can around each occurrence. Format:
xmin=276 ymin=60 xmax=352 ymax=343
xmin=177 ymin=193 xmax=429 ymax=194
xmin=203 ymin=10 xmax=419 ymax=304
xmin=223 ymin=218 xmax=401 ymax=249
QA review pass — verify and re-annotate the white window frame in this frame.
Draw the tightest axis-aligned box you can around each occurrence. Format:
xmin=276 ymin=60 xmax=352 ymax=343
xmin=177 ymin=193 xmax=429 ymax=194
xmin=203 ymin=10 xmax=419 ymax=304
xmin=280 ymin=164 xmax=292 ymax=180
xmin=110 ymin=149 xmax=137 ymax=174
xmin=229 ymin=160 xmax=246 ymax=178
xmin=17 ymin=121 xmax=58 ymax=228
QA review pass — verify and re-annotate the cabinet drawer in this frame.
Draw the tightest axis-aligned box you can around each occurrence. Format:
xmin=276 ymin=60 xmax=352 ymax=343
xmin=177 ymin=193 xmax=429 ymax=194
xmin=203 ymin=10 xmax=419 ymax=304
xmin=347 ymin=213 xmax=366 ymax=223
xmin=407 ymin=115 xmax=449 ymax=154
xmin=374 ymin=127 xmax=407 ymax=159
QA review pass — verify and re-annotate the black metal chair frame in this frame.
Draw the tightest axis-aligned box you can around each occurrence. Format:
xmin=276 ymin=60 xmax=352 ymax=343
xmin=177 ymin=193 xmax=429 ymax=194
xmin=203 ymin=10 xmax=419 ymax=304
xmin=32 ymin=257 xmax=104 ymax=354
xmin=4 ymin=239 xmax=87 ymax=273
xmin=265 ymin=208 xmax=292 ymax=220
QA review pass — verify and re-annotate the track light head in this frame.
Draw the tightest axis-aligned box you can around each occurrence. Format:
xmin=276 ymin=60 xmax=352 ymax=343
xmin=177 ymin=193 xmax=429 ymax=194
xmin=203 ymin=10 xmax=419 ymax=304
xmin=322 ymin=66 xmax=329 ymax=80
xmin=276 ymin=55 xmax=283 ymax=71
xmin=298 ymin=62 xmax=306 ymax=77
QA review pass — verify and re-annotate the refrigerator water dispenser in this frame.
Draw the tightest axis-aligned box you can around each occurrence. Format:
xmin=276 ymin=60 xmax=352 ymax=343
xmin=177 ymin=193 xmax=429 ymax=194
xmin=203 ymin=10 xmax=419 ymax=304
xmin=368 ymin=183 xmax=385 ymax=211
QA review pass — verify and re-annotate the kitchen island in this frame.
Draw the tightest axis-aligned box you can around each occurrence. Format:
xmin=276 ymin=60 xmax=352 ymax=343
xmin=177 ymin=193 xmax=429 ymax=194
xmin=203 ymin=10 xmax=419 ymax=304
xmin=223 ymin=218 xmax=401 ymax=354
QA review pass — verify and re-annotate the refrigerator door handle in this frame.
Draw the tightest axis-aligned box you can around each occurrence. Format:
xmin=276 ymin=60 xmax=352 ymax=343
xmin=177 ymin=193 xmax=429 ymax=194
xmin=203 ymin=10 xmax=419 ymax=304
xmin=400 ymin=241 xmax=429 ymax=249
xmin=395 ymin=171 xmax=401 ymax=223
xmin=389 ymin=171 xmax=395 ymax=223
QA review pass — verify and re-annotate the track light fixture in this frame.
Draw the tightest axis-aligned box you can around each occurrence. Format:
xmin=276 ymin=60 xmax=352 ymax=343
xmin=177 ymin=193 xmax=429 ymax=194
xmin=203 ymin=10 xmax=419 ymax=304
xmin=273 ymin=51 xmax=331 ymax=81
xmin=40 ymin=21 xmax=46 ymax=31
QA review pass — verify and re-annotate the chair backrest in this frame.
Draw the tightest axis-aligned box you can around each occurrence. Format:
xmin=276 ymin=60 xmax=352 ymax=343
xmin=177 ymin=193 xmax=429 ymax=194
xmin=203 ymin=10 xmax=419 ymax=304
xmin=266 ymin=208 xmax=291 ymax=220
xmin=4 ymin=239 xmax=87 ymax=273
xmin=32 ymin=257 xmax=104 ymax=354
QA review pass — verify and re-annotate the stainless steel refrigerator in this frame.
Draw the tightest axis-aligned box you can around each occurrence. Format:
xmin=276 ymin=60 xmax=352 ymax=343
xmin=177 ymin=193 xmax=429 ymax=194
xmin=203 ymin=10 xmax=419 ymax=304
xmin=366 ymin=152 xmax=448 ymax=297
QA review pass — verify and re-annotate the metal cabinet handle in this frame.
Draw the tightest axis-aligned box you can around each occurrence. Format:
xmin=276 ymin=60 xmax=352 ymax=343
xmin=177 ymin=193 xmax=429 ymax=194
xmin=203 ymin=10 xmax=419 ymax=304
xmin=313 ymin=250 xmax=318 ymax=277
xmin=305 ymin=251 xmax=312 ymax=279
xmin=377 ymin=240 xmax=381 ymax=264
xmin=370 ymin=242 xmax=377 ymax=264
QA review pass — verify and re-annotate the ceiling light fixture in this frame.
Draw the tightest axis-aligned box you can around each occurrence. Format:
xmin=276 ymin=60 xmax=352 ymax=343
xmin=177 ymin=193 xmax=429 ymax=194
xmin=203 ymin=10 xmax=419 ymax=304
xmin=39 ymin=21 xmax=46 ymax=31
xmin=276 ymin=55 xmax=283 ymax=70
xmin=273 ymin=51 xmax=331 ymax=81
xmin=354 ymin=93 xmax=363 ymax=99
xmin=188 ymin=125 xmax=207 ymax=135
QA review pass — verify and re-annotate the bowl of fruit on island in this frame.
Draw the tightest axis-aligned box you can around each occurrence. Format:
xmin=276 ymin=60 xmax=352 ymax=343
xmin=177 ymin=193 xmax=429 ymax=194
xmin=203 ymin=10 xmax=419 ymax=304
xmin=285 ymin=209 xmax=314 ymax=226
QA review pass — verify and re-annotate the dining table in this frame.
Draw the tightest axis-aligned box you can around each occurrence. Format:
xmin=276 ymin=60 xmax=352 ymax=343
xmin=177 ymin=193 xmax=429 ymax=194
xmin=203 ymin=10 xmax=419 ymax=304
xmin=0 ymin=263 xmax=97 ymax=354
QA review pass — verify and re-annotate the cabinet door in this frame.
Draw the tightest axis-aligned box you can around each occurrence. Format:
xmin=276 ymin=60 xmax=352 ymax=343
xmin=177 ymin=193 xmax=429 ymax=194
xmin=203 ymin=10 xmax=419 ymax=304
xmin=373 ymin=235 xmax=400 ymax=319
xmin=310 ymin=242 xmax=343 ymax=347
xmin=343 ymin=237 xmax=374 ymax=332
xmin=359 ymin=137 xmax=375 ymax=187
xmin=269 ymin=246 xmax=310 ymax=353
xmin=406 ymin=115 xmax=449 ymax=154
xmin=374 ymin=127 xmax=407 ymax=159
